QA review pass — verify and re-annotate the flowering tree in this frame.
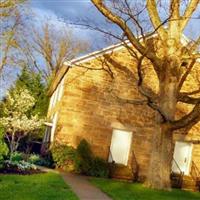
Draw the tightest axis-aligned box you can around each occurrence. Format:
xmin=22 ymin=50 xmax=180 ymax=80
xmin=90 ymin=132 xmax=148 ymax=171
xmin=0 ymin=88 xmax=44 ymax=155
xmin=0 ymin=126 xmax=8 ymax=161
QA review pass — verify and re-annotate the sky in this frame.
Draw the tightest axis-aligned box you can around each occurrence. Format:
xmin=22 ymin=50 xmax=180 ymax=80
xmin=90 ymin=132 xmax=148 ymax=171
xmin=30 ymin=0 xmax=199 ymax=40
xmin=30 ymin=0 xmax=119 ymax=50
xmin=0 ymin=0 xmax=199 ymax=99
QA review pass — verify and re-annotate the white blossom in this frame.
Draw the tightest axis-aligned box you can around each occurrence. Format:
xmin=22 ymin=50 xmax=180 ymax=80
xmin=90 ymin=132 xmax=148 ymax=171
xmin=0 ymin=88 xmax=45 ymax=153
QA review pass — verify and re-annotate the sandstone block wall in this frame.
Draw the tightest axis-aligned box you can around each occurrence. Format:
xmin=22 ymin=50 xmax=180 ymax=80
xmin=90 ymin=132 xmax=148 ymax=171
xmin=48 ymin=47 xmax=200 ymax=179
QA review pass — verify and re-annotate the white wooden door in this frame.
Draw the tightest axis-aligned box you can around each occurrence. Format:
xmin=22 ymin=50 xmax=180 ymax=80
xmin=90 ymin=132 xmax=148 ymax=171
xmin=108 ymin=129 xmax=132 ymax=165
xmin=172 ymin=141 xmax=193 ymax=175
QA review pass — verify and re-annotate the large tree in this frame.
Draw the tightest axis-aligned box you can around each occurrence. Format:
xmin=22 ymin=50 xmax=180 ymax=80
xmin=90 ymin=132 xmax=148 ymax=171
xmin=13 ymin=68 xmax=49 ymax=117
xmin=90 ymin=0 xmax=200 ymax=190
xmin=0 ymin=0 xmax=27 ymax=74
xmin=19 ymin=21 xmax=88 ymax=83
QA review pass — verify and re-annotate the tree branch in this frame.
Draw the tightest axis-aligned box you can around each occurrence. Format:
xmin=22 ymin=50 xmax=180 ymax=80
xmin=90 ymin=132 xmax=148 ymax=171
xmin=170 ymin=0 xmax=180 ymax=19
xmin=178 ymin=59 xmax=196 ymax=92
xmin=180 ymin=0 xmax=200 ymax=31
xmin=178 ymin=93 xmax=200 ymax=104
xmin=112 ymin=94 xmax=148 ymax=105
xmin=146 ymin=0 xmax=168 ymax=40
xmin=171 ymin=103 xmax=200 ymax=130
xmin=91 ymin=0 xmax=162 ymax=72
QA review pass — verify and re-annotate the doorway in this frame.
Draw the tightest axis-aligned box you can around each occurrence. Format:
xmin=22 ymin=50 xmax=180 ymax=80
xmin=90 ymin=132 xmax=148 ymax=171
xmin=172 ymin=141 xmax=193 ymax=175
xmin=108 ymin=129 xmax=132 ymax=165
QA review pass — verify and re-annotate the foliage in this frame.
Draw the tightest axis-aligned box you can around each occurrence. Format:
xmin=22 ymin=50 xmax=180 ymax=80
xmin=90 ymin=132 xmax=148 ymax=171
xmin=0 ymin=0 xmax=27 ymax=74
xmin=14 ymin=68 xmax=49 ymax=117
xmin=0 ymin=126 xmax=8 ymax=162
xmin=28 ymin=154 xmax=53 ymax=168
xmin=27 ymin=154 xmax=40 ymax=164
xmin=2 ymin=160 xmax=37 ymax=172
xmin=90 ymin=178 xmax=200 ymax=200
xmin=0 ymin=88 xmax=44 ymax=154
xmin=90 ymin=157 xmax=109 ymax=178
xmin=10 ymin=152 xmax=23 ymax=162
xmin=51 ymin=143 xmax=76 ymax=169
xmin=7 ymin=69 xmax=49 ymax=152
xmin=75 ymin=139 xmax=109 ymax=177
xmin=0 ymin=173 xmax=78 ymax=200
xmin=74 ymin=139 xmax=93 ymax=175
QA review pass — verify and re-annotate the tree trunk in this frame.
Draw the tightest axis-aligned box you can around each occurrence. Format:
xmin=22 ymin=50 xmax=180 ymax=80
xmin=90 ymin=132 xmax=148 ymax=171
xmin=146 ymin=59 xmax=179 ymax=190
xmin=146 ymin=123 xmax=173 ymax=190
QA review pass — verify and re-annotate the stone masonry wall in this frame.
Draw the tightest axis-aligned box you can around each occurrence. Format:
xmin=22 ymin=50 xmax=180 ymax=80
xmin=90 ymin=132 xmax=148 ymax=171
xmin=48 ymin=47 xmax=200 ymax=180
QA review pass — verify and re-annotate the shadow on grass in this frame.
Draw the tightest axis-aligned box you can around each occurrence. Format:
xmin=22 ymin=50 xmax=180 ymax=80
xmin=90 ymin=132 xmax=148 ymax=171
xmin=90 ymin=178 xmax=200 ymax=200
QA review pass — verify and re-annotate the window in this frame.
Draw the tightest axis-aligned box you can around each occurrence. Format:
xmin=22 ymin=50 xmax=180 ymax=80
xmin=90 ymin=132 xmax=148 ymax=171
xmin=54 ymin=87 xmax=59 ymax=107
xmin=43 ymin=124 xmax=52 ymax=143
xmin=49 ymin=92 xmax=55 ymax=110
xmin=172 ymin=141 xmax=193 ymax=175
xmin=58 ymin=77 xmax=65 ymax=101
xmin=50 ymin=112 xmax=58 ymax=142
xmin=49 ymin=77 xmax=65 ymax=110
xmin=108 ymin=129 xmax=132 ymax=165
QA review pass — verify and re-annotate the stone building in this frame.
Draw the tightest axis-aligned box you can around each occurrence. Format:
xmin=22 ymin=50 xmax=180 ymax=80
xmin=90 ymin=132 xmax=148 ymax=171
xmin=44 ymin=40 xmax=200 ymax=191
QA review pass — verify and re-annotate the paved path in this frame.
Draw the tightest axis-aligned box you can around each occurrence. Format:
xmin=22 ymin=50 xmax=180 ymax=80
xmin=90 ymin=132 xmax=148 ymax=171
xmin=60 ymin=172 xmax=112 ymax=200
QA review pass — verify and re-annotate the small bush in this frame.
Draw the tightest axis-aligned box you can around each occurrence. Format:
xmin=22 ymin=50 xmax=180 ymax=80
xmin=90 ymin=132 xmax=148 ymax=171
xmin=90 ymin=157 xmax=109 ymax=178
xmin=41 ymin=152 xmax=54 ymax=168
xmin=51 ymin=143 xmax=75 ymax=169
xmin=75 ymin=139 xmax=109 ymax=178
xmin=28 ymin=154 xmax=54 ymax=168
xmin=28 ymin=154 xmax=41 ymax=164
xmin=2 ymin=160 xmax=37 ymax=172
xmin=10 ymin=152 xmax=23 ymax=162
xmin=0 ymin=142 xmax=8 ymax=162
xmin=0 ymin=126 xmax=8 ymax=162
xmin=74 ymin=139 xmax=93 ymax=175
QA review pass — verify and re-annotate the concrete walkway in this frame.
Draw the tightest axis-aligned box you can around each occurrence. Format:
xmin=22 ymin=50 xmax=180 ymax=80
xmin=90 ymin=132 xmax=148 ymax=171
xmin=60 ymin=172 xmax=112 ymax=200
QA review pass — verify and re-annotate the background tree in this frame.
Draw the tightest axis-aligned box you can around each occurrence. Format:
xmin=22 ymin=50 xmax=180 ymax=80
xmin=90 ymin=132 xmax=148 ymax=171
xmin=0 ymin=68 xmax=48 ymax=153
xmin=19 ymin=21 xmax=89 ymax=83
xmin=0 ymin=0 xmax=27 ymax=74
xmin=13 ymin=68 xmax=49 ymax=117
xmin=90 ymin=0 xmax=200 ymax=190
xmin=0 ymin=126 xmax=8 ymax=162
xmin=0 ymin=88 xmax=44 ymax=156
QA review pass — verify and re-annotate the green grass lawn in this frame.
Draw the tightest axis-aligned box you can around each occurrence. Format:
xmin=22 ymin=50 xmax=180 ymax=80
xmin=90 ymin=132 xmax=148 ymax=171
xmin=90 ymin=178 xmax=200 ymax=200
xmin=0 ymin=172 xmax=78 ymax=200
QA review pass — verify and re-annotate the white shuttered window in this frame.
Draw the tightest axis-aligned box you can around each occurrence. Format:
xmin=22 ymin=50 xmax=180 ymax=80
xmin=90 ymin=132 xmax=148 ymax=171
xmin=50 ymin=112 xmax=58 ymax=142
xmin=109 ymin=129 xmax=132 ymax=165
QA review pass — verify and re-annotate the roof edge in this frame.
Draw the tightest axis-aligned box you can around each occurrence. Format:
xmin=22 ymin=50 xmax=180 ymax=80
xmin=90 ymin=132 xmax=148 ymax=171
xmin=49 ymin=33 xmax=192 ymax=96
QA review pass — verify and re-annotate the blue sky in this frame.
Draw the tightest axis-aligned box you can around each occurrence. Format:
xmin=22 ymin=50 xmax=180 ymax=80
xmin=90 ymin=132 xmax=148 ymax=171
xmin=30 ymin=0 xmax=118 ymax=50
xmin=30 ymin=0 xmax=199 ymax=40
xmin=0 ymin=0 xmax=199 ymax=98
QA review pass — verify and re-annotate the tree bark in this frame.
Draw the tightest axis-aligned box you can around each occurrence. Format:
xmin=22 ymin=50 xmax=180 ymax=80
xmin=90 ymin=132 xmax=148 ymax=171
xmin=146 ymin=59 xmax=179 ymax=190
xmin=146 ymin=123 xmax=173 ymax=190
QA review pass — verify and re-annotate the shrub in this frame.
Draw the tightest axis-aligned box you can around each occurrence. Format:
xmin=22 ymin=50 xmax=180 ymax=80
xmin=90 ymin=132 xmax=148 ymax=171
xmin=28 ymin=154 xmax=53 ymax=168
xmin=90 ymin=157 xmax=109 ymax=178
xmin=0 ymin=126 xmax=8 ymax=162
xmin=28 ymin=154 xmax=40 ymax=164
xmin=51 ymin=143 xmax=75 ymax=169
xmin=75 ymin=139 xmax=109 ymax=178
xmin=74 ymin=139 xmax=93 ymax=175
xmin=10 ymin=152 xmax=23 ymax=162
xmin=2 ymin=160 xmax=37 ymax=172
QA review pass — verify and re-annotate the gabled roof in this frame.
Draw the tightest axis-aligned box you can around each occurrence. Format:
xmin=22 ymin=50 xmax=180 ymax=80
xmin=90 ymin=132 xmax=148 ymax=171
xmin=48 ymin=34 xmax=191 ymax=96
xmin=48 ymin=40 xmax=131 ymax=95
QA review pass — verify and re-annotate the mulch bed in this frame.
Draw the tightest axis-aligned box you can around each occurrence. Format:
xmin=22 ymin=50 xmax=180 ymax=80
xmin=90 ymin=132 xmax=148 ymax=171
xmin=0 ymin=168 xmax=44 ymax=175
